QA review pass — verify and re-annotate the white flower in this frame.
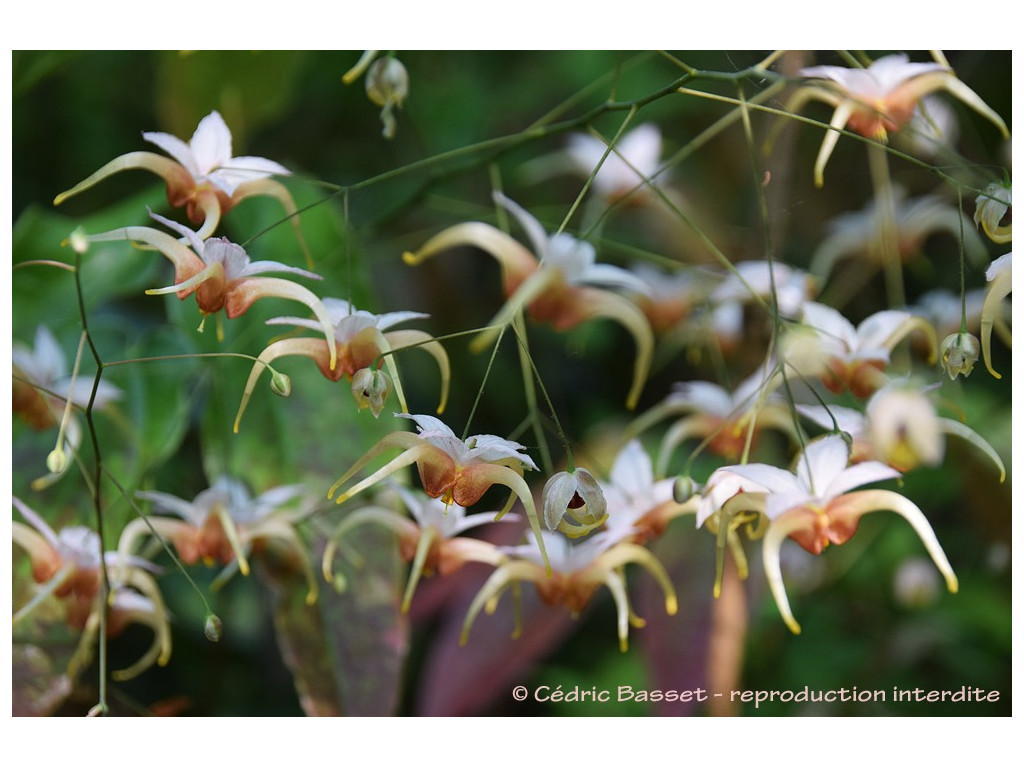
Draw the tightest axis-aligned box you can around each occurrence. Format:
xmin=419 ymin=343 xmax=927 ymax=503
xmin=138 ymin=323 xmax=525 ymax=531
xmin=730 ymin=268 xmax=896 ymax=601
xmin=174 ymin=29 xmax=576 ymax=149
xmin=461 ymin=529 xmax=676 ymax=652
xmin=810 ymin=186 xmax=984 ymax=280
xmin=322 ymin=483 xmax=511 ymax=611
xmin=715 ymin=435 xmax=957 ymax=633
xmin=141 ymin=110 xmax=290 ymax=197
xmin=565 ymin=123 xmax=664 ymax=202
xmin=711 ymin=261 xmax=815 ymax=319
xmin=402 ymin=192 xmax=655 ymax=409
xmin=599 ymin=439 xmax=683 ymax=541
xmin=234 ymin=297 xmax=449 ymax=429
xmin=797 ymin=53 xmax=1008 ymax=186
xmin=790 ymin=302 xmax=936 ymax=396
xmin=328 ymin=414 xmax=551 ymax=571
xmin=123 ymin=477 xmax=319 ymax=603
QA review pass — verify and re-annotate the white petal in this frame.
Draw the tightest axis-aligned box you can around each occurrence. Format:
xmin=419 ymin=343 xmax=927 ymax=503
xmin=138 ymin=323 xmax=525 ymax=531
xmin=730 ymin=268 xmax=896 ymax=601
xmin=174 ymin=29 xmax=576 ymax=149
xmin=493 ymin=192 xmax=550 ymax=258
xmin=189 ymin=111 xmax=233 ymax=175
xmin=609 ymin=440 xmax=655 ymax=497
xmin=142 ymin=130 xmax=200 ymax=177
xmin=824 ymin=461 xmax=901 ymax=498
xmin=242 ymin=260 xmax=322 ymax=280
xmin=794 ymin=435 xmax=850 ymax=496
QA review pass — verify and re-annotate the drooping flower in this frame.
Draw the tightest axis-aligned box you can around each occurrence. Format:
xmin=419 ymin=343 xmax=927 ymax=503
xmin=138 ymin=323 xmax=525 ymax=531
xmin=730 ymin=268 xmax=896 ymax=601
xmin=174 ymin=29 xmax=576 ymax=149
xmin=13 ymin=326 xmax=121 ymax=489
xmin=598 ymin=439 xmax=697 ymax=543
xmin=327 ymin=414 xmax=552 ymax=571
xmin=785 ymin=302 xmax=936 ymax=397
xmin=710 ymin=435 xmax=958 ymax=633
xmin=460 ymin=529 xmax=677 ymax=652
xmin=402 ymin=192 xmax=654 ymax=409
xmin=12 ymin=497 xmax=171 ymax=681
xmin=810 ymin=186 xmax=985 ymax=280
xmin=939 ymin=331 xmax=980 ymax=380
xmin=85 ymin=211 xmax=337 ymax=367
xmin=796 ymin=389 xmax=1004 ymax=481
xmin=981 ymin=252 xmax=1012 ymax=379
xmin=625 ymin=263 xmax=711 ymax=336
xmin=232 ymin=298 xmax=449 ymax=431
xmin=54 ymin=110 xmax=307 ymax=252
xmin=796 ymin=53 xmax=1009 ymax=186
xmin=542 ymin=467 xmax=608 ymax=538
xmin=974 ymin=182 xmax=1011 ymax=244
xmin=120 ymin=477 xmax=320 ymax=604
xmin=629 ymin=369 xmax=796 ymax=471
xmin=322 ymin=483 xmax=510 ymax=611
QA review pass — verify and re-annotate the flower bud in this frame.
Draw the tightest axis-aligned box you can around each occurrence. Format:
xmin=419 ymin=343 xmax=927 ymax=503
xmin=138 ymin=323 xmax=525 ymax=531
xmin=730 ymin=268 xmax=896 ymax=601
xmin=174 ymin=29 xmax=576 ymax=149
xmin=204 ymin=613 xmax=223 ymax=642
xmin=270 ymin=369 xmax=292 ymax=397
xmin=673 ymin=475 xmax=698 ymax=503
xmin=46 ymin=447 xmax=68 ymax=474
xmin=939 ymin=331 xmax=979 ymax=380
xmin=351 ymin=368 xmax=392 ymax=418
xmin=542 ymin=467 xmax=608 ymax=538
xmin=366 ymin=57 xmax=408 ymax=139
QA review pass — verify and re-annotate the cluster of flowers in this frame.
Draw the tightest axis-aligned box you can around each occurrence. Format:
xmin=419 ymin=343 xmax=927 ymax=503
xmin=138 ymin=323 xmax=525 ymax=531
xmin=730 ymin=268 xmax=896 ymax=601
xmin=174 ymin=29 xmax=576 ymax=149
xmin=12 ymin=52 xmax=1011 ymax=686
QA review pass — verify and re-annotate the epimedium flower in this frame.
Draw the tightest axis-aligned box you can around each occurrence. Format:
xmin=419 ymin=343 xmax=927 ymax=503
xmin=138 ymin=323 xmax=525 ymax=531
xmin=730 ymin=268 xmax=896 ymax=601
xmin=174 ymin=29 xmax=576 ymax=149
xmin=53 ymin=110 xmax=308 ymax=252
xmin=784 ymin=301 xmax=937 ymax=397
xmin=13 ymin=326 xmax=121 ymax=489
xmin=796 ymin=386 xmax=1005 ymax=480
xmin=119 ymin=477 xmax=320 ymax=604
xmin=625 ymin=263 xmax=713 ymax=336
xmin=326 ymin=413 xmax=553 ymax=572
xmin=795 ymin=53 xmax=1009 ymax=186
xmin=232 ymin=298 xmax=449 ymax=431
xmin=565 ymin=123 xmax=665 ymax=205
xmin=810 ymin=185 xmax=985 ymax=281
xmin=628 ymin=369 xmax=796 ymax=472
xmin=460 ymin=529 xmax=677 ymax=652
xmin=599 ymin=439 xmax=698 ymax=544
xmin=322 ymin=483 xmax=511 ymax=612
xmin=981 ymin=252 xmax=1012 ymax=379
xmin=12 ymin=497 xmax=171 ymax=681
xmin=708 ymin=261 xmax=817 ymax=352
xmin=712 ymin=435 xmax=958 ymax=633
xmin=84 ymin=210 xmax=338 ymax=369
xmin=974 ymin=182 xmax=1011 ymax=244
xmin=402 ymin=192 xmax=654 ymax=409
xmin=542 ymin=467 xmax=608 ymax=539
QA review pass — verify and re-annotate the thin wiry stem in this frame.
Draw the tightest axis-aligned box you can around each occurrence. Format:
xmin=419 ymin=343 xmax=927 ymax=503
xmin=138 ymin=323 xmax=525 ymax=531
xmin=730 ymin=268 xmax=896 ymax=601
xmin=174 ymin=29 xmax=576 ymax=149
xmin=73 ymin=251 xmax=110 ymax=716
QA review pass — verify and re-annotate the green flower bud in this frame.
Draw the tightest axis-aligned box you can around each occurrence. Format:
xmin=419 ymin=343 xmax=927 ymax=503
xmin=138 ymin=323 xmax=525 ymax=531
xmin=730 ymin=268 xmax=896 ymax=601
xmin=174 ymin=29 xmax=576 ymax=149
xmin=204 ymin=613 xmax=223 ymax=643
xmin=673 ymin=475 xmax=697 ymax=503
xmin=46 ymin=447 xmax=68 ymax=474
xmin=270 ymin=369 xmax=292 ymax=397
xmin=940 ymin=331 xmax=980 ymax=380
